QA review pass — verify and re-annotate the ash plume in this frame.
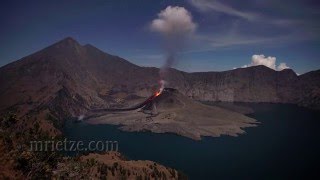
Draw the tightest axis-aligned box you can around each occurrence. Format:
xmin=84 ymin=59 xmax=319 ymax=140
xmin=150 ymin=6 xmax=197 ymax=90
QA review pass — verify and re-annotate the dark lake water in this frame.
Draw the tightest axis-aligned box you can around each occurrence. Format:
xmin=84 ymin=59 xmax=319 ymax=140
xmin=64 ymin=103 xmax=320 ymax=179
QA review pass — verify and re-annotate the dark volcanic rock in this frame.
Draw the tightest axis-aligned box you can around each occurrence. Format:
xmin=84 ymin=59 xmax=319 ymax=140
xmin=173 ymin=66 xmax=299 ymax=103
xmin=142 ymin=88 xmax=183 ymax=112
xmin=88 ymin=87 xmax=257 ymax=140
xmin=0 ymin=37 xmax=319 ymax=121
xmin=296 ymin=70 xmax=320 ymax=109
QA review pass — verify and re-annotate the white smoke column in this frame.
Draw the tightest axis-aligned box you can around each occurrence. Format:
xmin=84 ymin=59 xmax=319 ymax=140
xmin=159 ymin=79 xmax=166 ymax=93
xmin=151 ymin=6 xmax=197 ymax=86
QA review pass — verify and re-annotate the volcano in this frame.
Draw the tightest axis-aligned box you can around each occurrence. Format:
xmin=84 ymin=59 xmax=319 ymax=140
xmin=89 ymin=88 xmax=182 ymax=112
xmin=87 ymin=88 xmax=257 ymax=140
xmin=143 ymin=88 xmax=181 ymax=109
xmin=0 ymin=37 xmax=319 ymax=138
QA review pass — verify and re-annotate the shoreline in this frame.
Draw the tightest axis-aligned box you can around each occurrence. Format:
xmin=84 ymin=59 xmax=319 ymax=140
xmin=85 ymin=107 xmax=258 ymax=140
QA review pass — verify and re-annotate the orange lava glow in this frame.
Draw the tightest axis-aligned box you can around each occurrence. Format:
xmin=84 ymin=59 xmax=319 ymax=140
xmin=155 ymin=91 xmax=161 ymax=97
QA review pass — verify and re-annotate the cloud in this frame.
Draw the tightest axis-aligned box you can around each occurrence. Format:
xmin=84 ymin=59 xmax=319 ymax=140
xmin=251 ymin=54 xmax=277 ymax=70
xmin=180 ymin=31 xmax=311 ymax=55
xmin=184 ymin=0 xmax=319 ymax=53
xmin=189 ymin=0 xmax=259 ymax=21
xmin=188 ymin=0 xmax=303 ymax=27
xmin=242 ymin=54 xmax=290 ymax=71
xmin=277 ymin=63 xmax=290 ymax=71
xmin=150 ymin=6 xmax=197 ymax=37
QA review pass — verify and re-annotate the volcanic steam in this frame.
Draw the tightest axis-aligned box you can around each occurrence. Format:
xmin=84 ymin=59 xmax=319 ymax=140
xmin=151 ymin=6 xmax=197 ymax=92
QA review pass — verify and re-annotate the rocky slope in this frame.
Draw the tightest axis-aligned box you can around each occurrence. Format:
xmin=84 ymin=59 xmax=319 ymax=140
xmin=162 ymin=66 xmax=299 ymax=104
xmin=0 ymin=37 xmax=319 ymax=126
xmin=297 ymin=69 xmax=320 ymax=109
xmin=88 ymin=88 xmax=257 ymax=140
xmin=0 ymin=38 xmax=161 ymax=121
xmin=0 ymin=112 xmax=182 ymax=179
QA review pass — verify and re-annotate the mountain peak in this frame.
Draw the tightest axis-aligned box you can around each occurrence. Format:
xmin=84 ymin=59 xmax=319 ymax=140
xmin=62 ymin=36 xmax=78 ymax=42
xmin=55 ymin=37 xmax=80 ymax=46
xmin=38 ymin=37 xmax=84 ymax=57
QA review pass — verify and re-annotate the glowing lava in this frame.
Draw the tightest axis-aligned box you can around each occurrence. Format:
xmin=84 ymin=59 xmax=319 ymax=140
xmin=155 ymin=91 xmax=161 ymax=97
xmin=154 ymin=80 xmax=165 ymax=97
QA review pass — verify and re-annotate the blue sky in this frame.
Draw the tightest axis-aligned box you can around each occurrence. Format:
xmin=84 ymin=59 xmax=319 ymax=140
xmin=0 ymin=0 xmax=319 ymax=74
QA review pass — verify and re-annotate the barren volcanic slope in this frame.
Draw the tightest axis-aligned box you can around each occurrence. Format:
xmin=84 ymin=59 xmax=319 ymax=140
xmin=178 ymin=67 xmax=320 ymax=108
xmin=0 ymin=37 xmax=160 ymax=121
xmin=88 ymin=88 xmax=257 ymax=140
xmin=0 ymin=37 xmax=319 ymax=136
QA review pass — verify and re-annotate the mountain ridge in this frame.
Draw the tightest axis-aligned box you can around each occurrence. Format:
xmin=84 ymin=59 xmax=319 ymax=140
xmin=0 ymin=37 xmax=310 ymax=75
xmin=0 ymin=37 xmax=319 ymax=126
